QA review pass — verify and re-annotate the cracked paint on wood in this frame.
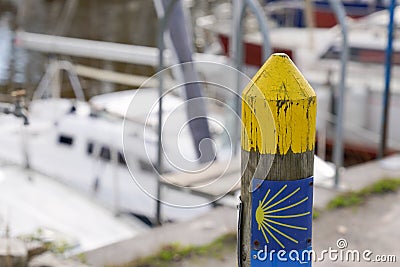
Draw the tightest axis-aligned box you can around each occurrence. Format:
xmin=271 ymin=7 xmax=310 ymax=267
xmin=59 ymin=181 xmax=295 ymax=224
xmin=241 ymin=53 xmax=316 ymax=155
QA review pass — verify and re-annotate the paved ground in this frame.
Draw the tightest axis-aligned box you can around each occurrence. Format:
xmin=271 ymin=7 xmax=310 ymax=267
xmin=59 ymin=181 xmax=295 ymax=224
xmin=313 ymin=190 xmax=400 ymax=267
xmin=85 ymin=207 xmax=237 ymax=266
xmin=167 ymin=190 xmax=400 ymax=267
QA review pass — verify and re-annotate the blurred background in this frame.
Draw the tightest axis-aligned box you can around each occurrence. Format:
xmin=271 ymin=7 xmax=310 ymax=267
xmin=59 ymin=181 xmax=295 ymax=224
xmin=0 ymin=0 xmax=400 ymax=266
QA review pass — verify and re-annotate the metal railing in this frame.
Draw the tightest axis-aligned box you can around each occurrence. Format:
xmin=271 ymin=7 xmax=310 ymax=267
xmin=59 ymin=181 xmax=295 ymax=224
xmin=153 ymin=0 xmax=273 ymax=224
xmin=153 ymin=0 xmax=356 ymax=223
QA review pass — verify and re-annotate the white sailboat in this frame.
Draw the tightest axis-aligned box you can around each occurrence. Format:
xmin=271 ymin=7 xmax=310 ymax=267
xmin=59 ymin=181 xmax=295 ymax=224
xmin=0 ymin=78 xmax=222 ymax=223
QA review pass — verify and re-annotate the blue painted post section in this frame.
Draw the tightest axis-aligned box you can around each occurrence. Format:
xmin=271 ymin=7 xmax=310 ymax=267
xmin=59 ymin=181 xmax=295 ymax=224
xmin=250 ymin=178 xmax=313 ymax=266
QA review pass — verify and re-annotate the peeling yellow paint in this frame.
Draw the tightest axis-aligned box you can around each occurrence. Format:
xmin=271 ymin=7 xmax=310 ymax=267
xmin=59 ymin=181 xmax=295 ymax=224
xmin=241 ymin=53 xmax=316 ymax=154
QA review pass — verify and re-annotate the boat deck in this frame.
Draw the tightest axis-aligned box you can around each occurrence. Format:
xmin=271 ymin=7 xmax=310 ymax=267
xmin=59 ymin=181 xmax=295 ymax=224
xmin=0 ymin=162 xmax=147 ymax=252
xmin=160 ymin=158 xmax=241 ymax=203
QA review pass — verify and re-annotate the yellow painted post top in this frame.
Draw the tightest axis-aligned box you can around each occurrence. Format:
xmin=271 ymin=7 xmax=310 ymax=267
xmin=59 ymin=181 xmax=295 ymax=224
xmin=241 ymin=53 xmax=316 ymax=155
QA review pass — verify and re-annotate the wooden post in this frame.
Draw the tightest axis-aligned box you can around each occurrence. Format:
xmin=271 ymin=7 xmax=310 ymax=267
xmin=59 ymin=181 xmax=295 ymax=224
xmin=239 ymin=53 xmax=316 ymax=266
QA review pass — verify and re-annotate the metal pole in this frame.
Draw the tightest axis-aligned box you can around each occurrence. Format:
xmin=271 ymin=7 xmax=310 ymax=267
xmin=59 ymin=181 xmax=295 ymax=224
xmin=233 ymin=0 xmax=271 ymax=155
xmin=378 ymin=0 xmax=396 ymax=159
xmin=328 ymin=0 xmax=348 ymax=187
xmin=155 ymin=0 xmax=178 ymax=226
xmin=232 ymin=0 xmax=246 ymax=156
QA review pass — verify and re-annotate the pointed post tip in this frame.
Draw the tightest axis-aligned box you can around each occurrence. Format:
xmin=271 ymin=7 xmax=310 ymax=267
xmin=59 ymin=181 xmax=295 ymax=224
xmin=271 ymin=52 xmax=290 ymax=58
xmin=246 ymin=52 xmax=315 ymax=101
xmin=241 ymin=51 xmax=317 ymax=155
xmin=267 ymin=52 xmax=299 ymax=69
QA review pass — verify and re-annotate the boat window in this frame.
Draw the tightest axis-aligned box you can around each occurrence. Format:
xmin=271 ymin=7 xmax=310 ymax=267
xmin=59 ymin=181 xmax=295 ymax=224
xmin=100 ymin=146 xmax=111 ymax=161
xmin=320 ymin=45 xmax=341 ymax=60
xmin=87 ymin=142 xmax=94 ymax=155
xmin=139 ymin=159 xmax=154 ymax=173
xmin=118 ymin=151 xmax=126 ymax=166
xmin=321 ymin=45 xmax=400 ymax=65
xmin=58 ymin=135 xmax=74 ymax=146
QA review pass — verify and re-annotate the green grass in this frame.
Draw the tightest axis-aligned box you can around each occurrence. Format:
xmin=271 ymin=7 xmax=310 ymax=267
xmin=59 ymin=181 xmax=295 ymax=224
xmin=119 ymin=233 xmax=236 ymax=267
xmin=327 ymin=178 xmax=400 ymax=210
xmin=18 ymin=228 xmax=74 ymax=256
xmin=312 ymin=208 xmax=321 ymax=220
